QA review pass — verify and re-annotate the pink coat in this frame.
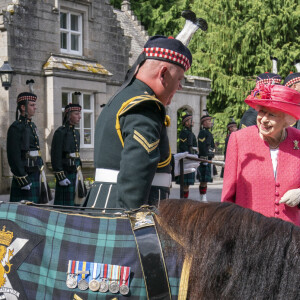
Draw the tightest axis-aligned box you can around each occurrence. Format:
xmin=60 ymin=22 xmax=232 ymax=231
xmin=221 ymin=125 xmax=300 ymax=226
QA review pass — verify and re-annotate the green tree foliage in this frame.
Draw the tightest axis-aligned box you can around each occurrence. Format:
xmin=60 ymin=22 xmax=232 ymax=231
xmin=110 ymin=0 xmax=300 ymax=146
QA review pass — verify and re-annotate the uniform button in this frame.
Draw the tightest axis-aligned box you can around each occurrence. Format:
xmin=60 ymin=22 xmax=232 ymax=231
xmin=276 ymin=182 xmax=280 ymax=187
xmin=275 ymin=191 xmax=279 ymax=196
xmin=275 ymin=208 xmax=279 ymax=214
xmin=275 ymin=199 xmax=279 ymax=205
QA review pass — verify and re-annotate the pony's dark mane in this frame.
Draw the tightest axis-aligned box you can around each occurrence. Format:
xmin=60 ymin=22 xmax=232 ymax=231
xmin=156 ymin=199 xmax=300 ymax=300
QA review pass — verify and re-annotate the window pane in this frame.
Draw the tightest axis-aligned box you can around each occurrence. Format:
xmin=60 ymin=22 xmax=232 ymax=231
xmin=71 ymin=34 xmax=79 ymax=51
xmin=62 ymin=92 xmax=69 ymax=108
xmin=83 ymin=95 xmax=91 ymax=109
xmin=60 ymin=32 xmax=67 ymax=49
xmin=84 ymin=113 xmax=91 ymax=128
xmin=60 ymin=12 xmax=67 ymax=29
xmin=71 ymin=15 xmax=79 ymax=31
xmin=84 ymin=129 xmax=92 ymax=144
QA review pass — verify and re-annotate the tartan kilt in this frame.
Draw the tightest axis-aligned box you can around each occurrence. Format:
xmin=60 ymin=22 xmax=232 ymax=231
xmin=197 ymin=163 xmax=213 ymax=183
xmin=54 ymin=172 xmax=77 ymax=206
xmin=175 ymin=172 xmax=196 ymax=186
xmin=10 ymin=171 xmax=40 ymax=203
xmin=0 ymin=203 xmax=182 ymax=300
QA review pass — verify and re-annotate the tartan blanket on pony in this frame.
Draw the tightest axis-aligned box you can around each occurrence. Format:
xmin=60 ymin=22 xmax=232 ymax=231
xmin=0 ymin=203 xmax=182 ymax=300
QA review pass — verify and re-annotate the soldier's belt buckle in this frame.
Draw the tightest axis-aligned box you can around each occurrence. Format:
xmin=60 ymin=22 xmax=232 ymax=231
xmin=68 ymin=152 xmax=80 ymax=158
xmin=27 ymin=150 xmax=41 ymax=159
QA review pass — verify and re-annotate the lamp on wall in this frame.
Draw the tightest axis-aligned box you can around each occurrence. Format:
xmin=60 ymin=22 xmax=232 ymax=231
xmin=0 ymin=61 xmax=14 ymax=90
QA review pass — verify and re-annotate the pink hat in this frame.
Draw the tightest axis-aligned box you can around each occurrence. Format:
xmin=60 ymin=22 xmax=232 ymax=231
xmin=245 ymin=83 xmax=300 ymax=119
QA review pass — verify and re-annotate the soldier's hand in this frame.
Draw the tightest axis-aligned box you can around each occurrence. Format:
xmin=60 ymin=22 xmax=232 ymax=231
xmin=59 ymin=178 xmax=71 ymax=186
xmin=174 ymin=152 xmax=199 ymax=176
xmin=280 ymin=189 xmax=300 ymax=207
xmin=21 ymin=183 xmax=32 ymax=190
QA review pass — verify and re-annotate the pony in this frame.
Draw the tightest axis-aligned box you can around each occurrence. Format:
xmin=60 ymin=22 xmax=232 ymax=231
xmin=157 ymin=199 xmax=300 ymax=299
xmin=0 ymin=199 xmax=299 ymax=299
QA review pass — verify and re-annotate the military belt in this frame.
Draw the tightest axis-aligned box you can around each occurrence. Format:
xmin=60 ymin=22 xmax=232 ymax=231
xmin=95 ymin=168 xmax=171 ymax=188
xmin=65 ymin=152 xmax=80 ymax=158
xmin=26 ymin=150 xmax=41 ymax=158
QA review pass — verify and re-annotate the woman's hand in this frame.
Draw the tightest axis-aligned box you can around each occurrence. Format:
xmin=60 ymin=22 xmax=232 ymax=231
xmin=280 ymin=189 xmax=300 ymax=207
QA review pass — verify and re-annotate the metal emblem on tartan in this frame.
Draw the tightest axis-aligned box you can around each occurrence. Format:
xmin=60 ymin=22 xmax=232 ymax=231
xmin=0 ymin=226 xmax=14 ymax=287
xmin=293 ymin=140 xmax=299 ymax=150
xmin=130 ymin=211 xmax=155 ymax=230
xmin=0 ymin=220 xmax=43 ymax=300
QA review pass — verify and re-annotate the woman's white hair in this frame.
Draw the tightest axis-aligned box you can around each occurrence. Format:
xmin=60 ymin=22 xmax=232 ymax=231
xmin=255 ymin=105 xmax=296 ymax=128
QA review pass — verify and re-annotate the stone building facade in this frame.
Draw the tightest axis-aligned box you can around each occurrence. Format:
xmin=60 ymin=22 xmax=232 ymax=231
xmin=0 ymin=0 xmax=211 ymax=194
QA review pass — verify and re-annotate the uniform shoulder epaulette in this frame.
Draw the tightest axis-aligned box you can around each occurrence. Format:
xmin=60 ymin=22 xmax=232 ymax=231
xmin=118 ymin=94 xmax=165 ymax=118
xmin=116 ymin=95 xmax=166 ymax=148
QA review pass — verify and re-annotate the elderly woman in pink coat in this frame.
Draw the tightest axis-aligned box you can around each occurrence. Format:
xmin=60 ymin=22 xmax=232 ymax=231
xmin=221 ymin=83 xmax=300 ymax=226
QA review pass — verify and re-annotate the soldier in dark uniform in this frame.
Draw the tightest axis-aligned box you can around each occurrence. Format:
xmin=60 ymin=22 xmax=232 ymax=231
xmin=7 ymin=92 xmax=51 ymax=203
xmin=51 ymin=103 xmax=86 ymax=206
xmin=85 ymin=17 xmax=206 ymax=209
xmin=224 ymin=119 xmax=237 ymax=158
xmin=240 ymin=72 xmax=282 ymax=129
xmin=176 ymin=114 xmax=197 ymax=198
xmin=197 ymin=113 xmax=215 ymax=202
xmin=220 ymin=119 xmax=237 ymax=178
xmin=284 ymin=61 xmax=300 ymax=129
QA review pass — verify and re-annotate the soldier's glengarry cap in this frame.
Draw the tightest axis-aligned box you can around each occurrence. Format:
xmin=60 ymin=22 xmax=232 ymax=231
xmin=64 ymin=103 xmax=82 ymax=114
xmin=143 ymin=36 xmax=192 ymax=71
xmin=284 ymin=72 xmax=300 ymax=87
xmin=182 ymin=114 xmax=192 ymax=124
xmin=256 ymin=72 xmax=282 ymax=84
xmin=17 ymin=92 xmax=37 ymax=104
xmin=227 ymin=120 xmax=237 ymax=129
xmin=245 ymin=83 xmax=300 ymax=119
xmin=201 ymin=115 xmax=212 ymax=124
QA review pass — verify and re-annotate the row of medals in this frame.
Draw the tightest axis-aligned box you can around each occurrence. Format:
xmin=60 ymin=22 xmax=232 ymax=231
xmin=66 ymin=272 xmax=129 ymax=295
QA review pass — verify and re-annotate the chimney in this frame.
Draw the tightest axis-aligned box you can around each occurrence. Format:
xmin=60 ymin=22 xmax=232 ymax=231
xmin=121 ymin=0 xmax=131 ymax=12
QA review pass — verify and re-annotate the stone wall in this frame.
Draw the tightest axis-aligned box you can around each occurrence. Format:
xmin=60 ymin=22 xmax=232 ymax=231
xmin=0 ymin=0 xmax=131 ymax=193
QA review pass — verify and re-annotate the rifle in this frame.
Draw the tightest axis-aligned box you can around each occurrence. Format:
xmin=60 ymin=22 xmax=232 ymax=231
xmin=178 ymin=155 xmax=225 ymax=198
xmin=186 ymin=155 xmax=225 ymax=167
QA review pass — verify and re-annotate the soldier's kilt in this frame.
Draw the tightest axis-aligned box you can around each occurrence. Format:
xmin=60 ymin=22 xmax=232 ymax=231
xmin=10 ymin=171 xmax=40 ymax=203
xmin=175 ymin=172 xmax=196 ymax=186
xmin=54 ymin=171 xmax=76 ymax=206
xmin=197 ymin=163 xmax=213 ymax=183
xmin=0 ymin=203 xmax=182 ymax=299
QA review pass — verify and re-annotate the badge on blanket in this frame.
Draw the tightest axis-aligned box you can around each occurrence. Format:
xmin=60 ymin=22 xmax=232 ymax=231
xmin=293 ymin=140 xmax=299 ymax=150
xmin=0 ymin=220 xmax=43 ymax=300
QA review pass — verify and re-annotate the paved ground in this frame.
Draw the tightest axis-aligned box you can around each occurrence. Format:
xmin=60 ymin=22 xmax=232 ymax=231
xmin=169 ymin=177 xmax=223 ymax=202
xmin=0 ymin=177 xmax=223 ymax=203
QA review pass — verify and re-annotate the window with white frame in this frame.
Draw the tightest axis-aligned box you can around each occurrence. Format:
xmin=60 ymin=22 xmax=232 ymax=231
xmin=60 ymin=11 xmax=82 ymax=55
xmin=62 ymin=92 xmax=94 ymax=148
